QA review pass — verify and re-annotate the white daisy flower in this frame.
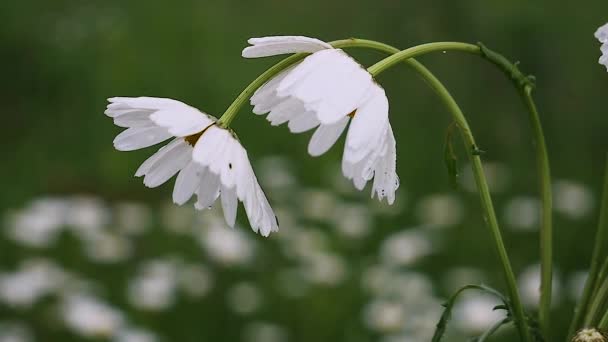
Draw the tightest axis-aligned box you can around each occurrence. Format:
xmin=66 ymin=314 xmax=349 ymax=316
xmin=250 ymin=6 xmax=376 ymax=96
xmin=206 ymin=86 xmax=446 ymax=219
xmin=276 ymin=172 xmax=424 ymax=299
xmin=596 ymin=22 xmax=608 ymax=70
xmin=243 ymin=36 xmax=399 ymax=204
xmin=105 ymin=97 xmax=278 ymax=236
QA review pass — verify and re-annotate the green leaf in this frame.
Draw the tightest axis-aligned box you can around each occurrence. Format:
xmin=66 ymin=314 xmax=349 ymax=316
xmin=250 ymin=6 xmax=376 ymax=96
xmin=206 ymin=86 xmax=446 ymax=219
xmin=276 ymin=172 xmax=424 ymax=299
xmin=432 ymin=284 xmax=510 ymax=342
xmin=444 ymin=122 xmax=459 ymax=188
xmin=470 ymin=318 xmax=512 ymax=342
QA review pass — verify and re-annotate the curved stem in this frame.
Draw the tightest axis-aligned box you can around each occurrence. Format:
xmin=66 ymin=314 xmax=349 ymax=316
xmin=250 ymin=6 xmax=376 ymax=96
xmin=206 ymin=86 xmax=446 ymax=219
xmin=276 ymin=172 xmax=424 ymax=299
xmin=521 ymin=85 xmax=553 ymax=336
xmin=575 ymin=157 xmax=608 ymax=331
xmin=218 ymin=53 xmax=306 ymax=126
xmin=391 ymin=59 xmax=532 ymax=342
xmin=347 ymin=40 xmax=534 ymax=341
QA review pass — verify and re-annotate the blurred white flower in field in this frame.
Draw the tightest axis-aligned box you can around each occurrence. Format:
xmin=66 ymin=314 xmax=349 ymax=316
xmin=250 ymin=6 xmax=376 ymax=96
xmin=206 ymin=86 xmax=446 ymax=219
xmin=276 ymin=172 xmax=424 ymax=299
xmin=227 ymin=282 xmax=262 ymax=315
xmin=245 ymin=36 xmax=399 ymax=204
xmin=161 ymin=203 xmax=196 ymax=235
xmin=568 ymin=270 xmax=588 ymax=301
xmin=5 ymin=198 xmax=69 ymax=248
xmin=256 ymin=156 xmax=297 ymax=194
xmin=298 ymin=189 xmax=338 ymax=221
xmin=461 ymin=162 xmax=510 ymax=193
xmin=62 ymin=294 xmax=124 ymax=338
xmin=453 ymin=293 xmax=505 ymax=334
xmin=0 ymin=259 xmax=67 ymax=308
xmin=83 ymin=231 xmax=132 ymax=264
xmin=415 ymin=194 xmax=463 ymax=228
xmin=518 ymin=264 xmax=561 ymax=307
xmin=199 ymin=224 xmax=255 ymax=266
xmin=503 ymin=196 xmax=540 ymax=231
xmin=596 ymin=23 xmax=608 ymax=70
xmin=127 ymin=260 xmax=177 ymax=311
xmin=0 ymin=322 xmax=32 ymax=342
xmin=282 ymin=228 xmax=329 ymax=260
xmin=65 ymin=196 xmax=110 ymax=236
xmin=364 ymin=299 xmax=407 ymax=333
xmin=331 ymin=203 xmax=372 ymax=239
xmin=114 ymin=327 xmax=158 ymax=342
xmin=553 ymin=180 xmax=594 ymax=219
xmin=380 ymin=230 xmax=432 ymax=267
xmin=178 ymin=264 xmax=214 ymax=298
xmin=242 ymin=322 xmax=287 ymax=342
xmin=105 ymin=97 xmax=278 ymax=236
xmin=302 ymin=251 xmax=347 ymax=286
xmin=114 ymin=202 xmax=151 ymax=235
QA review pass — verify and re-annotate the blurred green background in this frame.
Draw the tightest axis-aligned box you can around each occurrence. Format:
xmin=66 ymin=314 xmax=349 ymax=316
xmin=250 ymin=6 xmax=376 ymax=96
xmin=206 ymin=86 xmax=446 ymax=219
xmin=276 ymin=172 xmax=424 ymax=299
xmin=1 ymin=0 xmax=608 ymax=341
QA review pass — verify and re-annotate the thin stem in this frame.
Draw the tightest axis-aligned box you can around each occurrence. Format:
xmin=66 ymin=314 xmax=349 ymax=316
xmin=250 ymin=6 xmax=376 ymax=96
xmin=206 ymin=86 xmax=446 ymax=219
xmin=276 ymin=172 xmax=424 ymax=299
xmin=367 ymin=42 xmax=481 ymax=75
xmin=599 ymin=280 xmax=608 ymax=330
xmin=576 ymin=157 xmax=608 ymax=330
xmin=364 ymin=39 xmax=553 ymax=338
xmin=218 ymin=54 xmax=306 ymax=127
xmin=587 ymin=278 xmax=608 ymax=328
xmin=365 ymin=43 xmax=532 ymax=342
xmin=521 ymin=85 xmax=553 ymax=336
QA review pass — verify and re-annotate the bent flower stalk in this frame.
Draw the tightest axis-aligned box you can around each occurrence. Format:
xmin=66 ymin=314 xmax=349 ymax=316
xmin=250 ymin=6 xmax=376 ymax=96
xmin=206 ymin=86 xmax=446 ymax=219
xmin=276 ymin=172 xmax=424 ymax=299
xmin=244 ymin=36 xmax=399 ymax=204
xmin=105 ymin=97 xmax=278 ymax=236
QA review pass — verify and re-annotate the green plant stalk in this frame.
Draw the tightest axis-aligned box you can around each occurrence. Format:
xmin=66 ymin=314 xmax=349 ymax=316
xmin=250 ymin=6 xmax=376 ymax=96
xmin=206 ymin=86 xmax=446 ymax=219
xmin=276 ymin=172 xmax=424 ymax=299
xmin=576 ymin=156 xmax=608 ymax=331
xmin=218 ymin=53 xmax=306 ymax=126
xmin=365 ymin=40 xmax=552 ymax=337
xmin=521 ymin=85 xmax=553 ymax=336
xmin=588 ymin=278 xmax=608 ymax=328
xmin=592 ymin=257 xmax=608 ymax=303
xmin=358 ymin=42 xmax=531 ymax=342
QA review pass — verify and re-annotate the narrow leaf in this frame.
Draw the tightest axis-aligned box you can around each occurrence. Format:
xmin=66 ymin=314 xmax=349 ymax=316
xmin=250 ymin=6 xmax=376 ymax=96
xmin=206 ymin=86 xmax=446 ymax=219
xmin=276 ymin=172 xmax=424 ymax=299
xmin=432 ymin=284 xmax=510 ymax=342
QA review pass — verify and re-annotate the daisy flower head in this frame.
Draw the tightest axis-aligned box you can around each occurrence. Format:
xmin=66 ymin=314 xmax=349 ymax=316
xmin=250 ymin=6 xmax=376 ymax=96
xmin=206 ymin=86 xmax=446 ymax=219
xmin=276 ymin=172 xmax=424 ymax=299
xmin=596 ymin=22 xmax=608 ymax=70
xmin=105 ymin=97 xmax=278 ymax=236
xmin=243 ymin=36 xmax=399 ymax=204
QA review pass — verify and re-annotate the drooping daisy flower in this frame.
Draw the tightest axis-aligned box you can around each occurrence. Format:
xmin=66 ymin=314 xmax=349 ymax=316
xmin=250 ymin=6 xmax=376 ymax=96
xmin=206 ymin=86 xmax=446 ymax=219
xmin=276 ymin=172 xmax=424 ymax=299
xmin=596 ymin=23 xmax=608 ymax=70
xmin=105 ymin=97 xmax=278 ymax=236
xmin=243 ymin=36 xmax=399 ymax=204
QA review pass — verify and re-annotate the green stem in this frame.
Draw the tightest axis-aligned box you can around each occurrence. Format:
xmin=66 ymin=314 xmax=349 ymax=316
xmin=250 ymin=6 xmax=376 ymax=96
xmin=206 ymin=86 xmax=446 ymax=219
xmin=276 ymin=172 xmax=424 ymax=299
xmin=218 ymin=53 xmax=307 ymax=126
xmin=365 ymin=40 xmax=553 ymax=338
xmin=587 ymin=278 xmax=608 ymax=328
xmin=364 ymin=43 xmax=532 ymax=342
xmin=521 ymin=85 xmax=553 ymax=336
xmin=576 ymin=157 xmax=608 ymax=331
xmin=599 ymin=280 xmax=608 ymax=330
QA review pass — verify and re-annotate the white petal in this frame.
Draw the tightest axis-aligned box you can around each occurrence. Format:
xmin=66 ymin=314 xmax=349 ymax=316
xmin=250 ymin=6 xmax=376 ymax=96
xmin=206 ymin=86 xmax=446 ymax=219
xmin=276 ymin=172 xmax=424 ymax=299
xmin=192 ymin=126 xmax=230 ymax=173
xmin=600 ymin=43 xmax=608 ymax=71
xmin=135 ymin=138 xmax=184 ymax=177
xmin=112 ymin=111 xmax=154 ymax=128
xmin=596 ymin=23 xmax=608 ymax=43
xmin=140 ymin=140 xmax=192 ymax=188
xmin=150 ymin=107 xmax=213 ymax=137
xmin=251 ymin=66 xmax=296 ymax=115
xmin=173 ymin=161 xmax=201 ymax=205
xmin=107 ymin=97 xmax=215 ymax=138
xmin=242 ymin=36 xmax=332 ymax=58
xmin=371 ymin=125 xmax=399 ymax=204
xmin=266 ymin=97 xmax=308 ymax=126
xmin=288 ymin=112 xmax=320 ymax=133
xmin=113 ymin=126 xmax=172 ymax=151
xmin=195 ymin=168 xmax=220 ymax=210
xmin=344 ymin=85 xmax=389 ymax=163
xmin=277 ymin=49 xmax=373 ymax=124
xmin=307 ymin=117 xmax=349 ymax=156
xmin=221 ymin=185 xmax=238 ymax=227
